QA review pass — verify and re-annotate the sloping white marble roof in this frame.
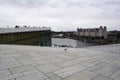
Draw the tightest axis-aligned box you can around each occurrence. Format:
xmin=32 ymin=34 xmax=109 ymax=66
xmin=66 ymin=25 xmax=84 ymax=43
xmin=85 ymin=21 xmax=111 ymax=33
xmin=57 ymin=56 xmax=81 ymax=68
xmin=0 ymin=44 xmax=120 ymax=80
xmin=0 ymin=27 xmax=51 ymax=34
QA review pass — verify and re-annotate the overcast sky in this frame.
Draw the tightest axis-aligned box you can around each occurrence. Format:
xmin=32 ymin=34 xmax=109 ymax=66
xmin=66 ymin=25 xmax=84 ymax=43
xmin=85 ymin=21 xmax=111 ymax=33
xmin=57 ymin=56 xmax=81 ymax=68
xmin=0 ymin=0 xmax=120 ymax=31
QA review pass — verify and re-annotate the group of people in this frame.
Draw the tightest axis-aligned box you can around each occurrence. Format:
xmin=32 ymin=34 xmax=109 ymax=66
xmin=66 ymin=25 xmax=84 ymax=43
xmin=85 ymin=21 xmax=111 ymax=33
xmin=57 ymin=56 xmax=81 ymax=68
xmin=52 ymin=44 xmax=75 ymax=48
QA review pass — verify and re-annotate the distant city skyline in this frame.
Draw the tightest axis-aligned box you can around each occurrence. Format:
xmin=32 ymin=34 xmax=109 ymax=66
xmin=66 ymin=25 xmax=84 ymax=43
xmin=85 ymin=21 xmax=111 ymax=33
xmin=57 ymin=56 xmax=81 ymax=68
xmin=0 ymin=0 xmax=120 ymax=31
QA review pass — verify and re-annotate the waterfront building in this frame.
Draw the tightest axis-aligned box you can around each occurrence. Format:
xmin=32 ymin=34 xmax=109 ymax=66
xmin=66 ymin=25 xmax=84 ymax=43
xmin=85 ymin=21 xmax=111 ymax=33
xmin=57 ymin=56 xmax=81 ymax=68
xmin=0 ymin=27 xmax=51 ymax=46
xmin=77 ymin=26 xmax=107 ymax=39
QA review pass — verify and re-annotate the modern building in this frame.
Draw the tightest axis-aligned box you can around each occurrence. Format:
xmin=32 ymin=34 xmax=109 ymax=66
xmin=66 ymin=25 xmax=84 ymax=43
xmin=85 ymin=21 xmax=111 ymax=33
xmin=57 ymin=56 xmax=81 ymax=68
xmin=77 ymin=26 xmax=107 ymax=39
xmin=0 ymin=27 xmax=51 ymax=46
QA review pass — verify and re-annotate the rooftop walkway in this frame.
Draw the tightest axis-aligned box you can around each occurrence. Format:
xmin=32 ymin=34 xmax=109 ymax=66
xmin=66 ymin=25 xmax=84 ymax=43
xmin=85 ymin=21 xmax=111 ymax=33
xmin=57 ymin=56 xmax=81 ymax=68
xmin=0 ymin=44 xmax=120 ymax=80
xmin=84 ymin=44 xmax=120 ymax=54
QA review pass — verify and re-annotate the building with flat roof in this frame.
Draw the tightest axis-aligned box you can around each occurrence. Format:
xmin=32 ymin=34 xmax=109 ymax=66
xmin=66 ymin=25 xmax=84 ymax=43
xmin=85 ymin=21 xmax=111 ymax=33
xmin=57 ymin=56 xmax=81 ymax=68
xmin=0 ymin=27 xmax=51 ymax=46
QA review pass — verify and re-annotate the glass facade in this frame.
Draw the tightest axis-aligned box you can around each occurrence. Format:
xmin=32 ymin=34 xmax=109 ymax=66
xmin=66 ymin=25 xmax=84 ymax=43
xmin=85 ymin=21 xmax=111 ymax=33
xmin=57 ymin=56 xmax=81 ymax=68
xmin=0 ymin=30 xmax=51 ymax=47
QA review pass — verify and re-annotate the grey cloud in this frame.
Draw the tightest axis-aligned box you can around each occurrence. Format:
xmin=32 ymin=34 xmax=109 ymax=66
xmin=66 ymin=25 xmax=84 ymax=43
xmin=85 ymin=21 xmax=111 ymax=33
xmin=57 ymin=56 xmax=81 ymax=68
xmin=88 ymin=0 xmax=120 ymax=8
xmin=0 ymin=0 xmax=49 ymax=8
xmin=105 ymin=1 xmax=120 ymax=6
xmin=116 ymin=8 xmax=120 ymax=12
xmin=89 ymin=3 xmax=104 ymax=7
xmin=64 ymin=1 xmax=87 ymax=8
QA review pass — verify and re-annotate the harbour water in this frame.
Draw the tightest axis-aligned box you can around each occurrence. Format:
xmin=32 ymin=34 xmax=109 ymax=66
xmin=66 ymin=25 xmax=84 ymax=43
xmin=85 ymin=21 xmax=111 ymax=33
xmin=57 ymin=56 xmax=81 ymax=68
xmin=52 ymin=38 xmax=96 ymax=48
